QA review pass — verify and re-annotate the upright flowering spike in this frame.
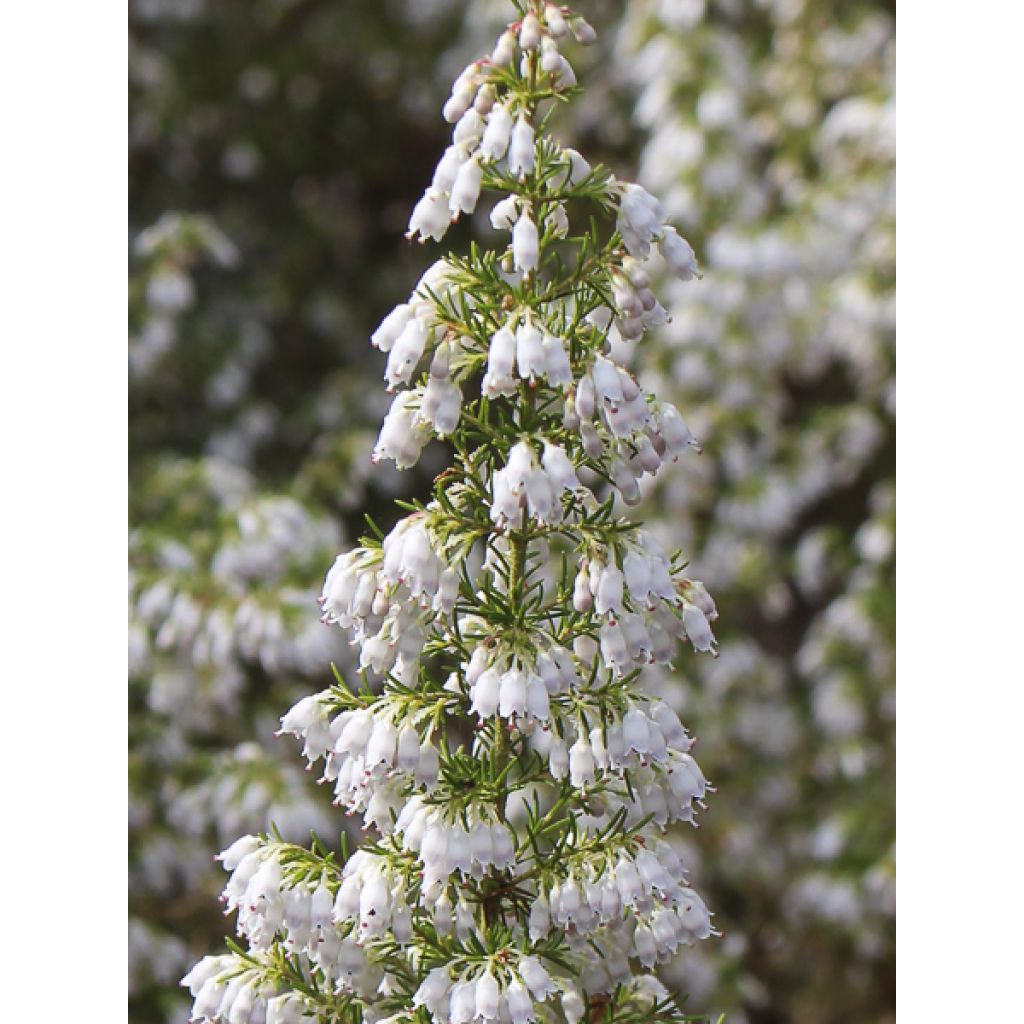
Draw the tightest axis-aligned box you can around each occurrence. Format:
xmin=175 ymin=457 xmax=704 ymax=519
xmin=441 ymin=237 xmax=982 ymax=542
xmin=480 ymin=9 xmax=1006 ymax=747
xmin=185 ymin=7 xmax=724 ymax=1024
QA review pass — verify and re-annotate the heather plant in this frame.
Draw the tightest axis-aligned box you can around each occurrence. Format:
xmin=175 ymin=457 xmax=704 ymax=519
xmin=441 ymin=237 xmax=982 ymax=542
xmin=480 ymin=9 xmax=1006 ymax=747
xmin=182 ymin=5 xmax=724 ymax=1024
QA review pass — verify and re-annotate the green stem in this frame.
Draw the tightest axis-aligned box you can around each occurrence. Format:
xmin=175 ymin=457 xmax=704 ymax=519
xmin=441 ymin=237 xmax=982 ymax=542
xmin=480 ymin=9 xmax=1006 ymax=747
xmin=493 ymin=35 xmax=540 ymax=839
xmin=494 ymin=525 xmax=528 ymax=823
xmin=483 ymin=22 xmax=551 ymax=936
xmin=483 ymin=500 xmax=530 ymax=931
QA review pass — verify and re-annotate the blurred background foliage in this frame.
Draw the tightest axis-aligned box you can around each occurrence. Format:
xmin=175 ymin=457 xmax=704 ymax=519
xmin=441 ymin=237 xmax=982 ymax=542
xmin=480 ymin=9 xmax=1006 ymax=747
xmin=128 ymin=1 xmax=894 ymax=1022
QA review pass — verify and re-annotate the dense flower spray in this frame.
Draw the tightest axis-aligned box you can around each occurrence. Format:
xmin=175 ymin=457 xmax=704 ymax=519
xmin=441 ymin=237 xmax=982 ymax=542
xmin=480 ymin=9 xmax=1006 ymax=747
xmin=183 ymin=4 xmax=722 ymax=1023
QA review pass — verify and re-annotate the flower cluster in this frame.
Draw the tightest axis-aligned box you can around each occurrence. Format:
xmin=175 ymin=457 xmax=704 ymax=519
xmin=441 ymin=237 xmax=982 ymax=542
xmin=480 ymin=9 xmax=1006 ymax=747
xmin=319 ymin=511 xmax=459 ymax=679
xmin=278 ymin=695 xmax=442 ymax=823
xmin=183 ymin=955 xmax=314 ymax=1024
xmin=393 ymin=799 xmax=518 ymax=894
xmin=529 ymin=836 xmax=717 ymax=971
xmin=184 ymin=6 xmax=724 ymax=1024
xmin=408 ymin=6 xmax=596 ymax=245
xmin=414 ymin=955 xmax=578 ymax=1024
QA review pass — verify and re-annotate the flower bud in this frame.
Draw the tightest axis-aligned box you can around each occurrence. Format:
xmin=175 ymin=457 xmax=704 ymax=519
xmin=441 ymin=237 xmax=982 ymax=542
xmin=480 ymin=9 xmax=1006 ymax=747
xmin=442 ymin=88 xmax=474 ymax=125
xmin=473 ymin=82 xmax=496 ymax=114
xmin=572 ymin=565 xmax=593 ymax=612
xmin=548 ymin=734 xmax=569 ymax=779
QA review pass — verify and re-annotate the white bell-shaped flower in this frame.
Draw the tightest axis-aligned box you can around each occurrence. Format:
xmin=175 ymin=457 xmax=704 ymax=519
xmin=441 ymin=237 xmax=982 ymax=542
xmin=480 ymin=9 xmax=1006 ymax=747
xmin=516 ymin=319 xmax=545 ymax=380
xmin=480 ymin=104 xmax=513 ymax=162
xmin=508 ymin=116 xmax=536 ymax=177
xmin=408 ymin=188 xmax=452 ymax=243
xmin=541 ymin=442 xmax=578 ymax=492
xmin=450 ymin=156 xmax=484 ymax=215
xmin=569 ymin=735 xmax=596 ymax=788
xmin=471 ymin=667 xmax=501 ymax=720
xmin=519 ymin=13 xmax=541 ymax=51
xmin=475 ymin=972 xmax=501 ymax=1020
xmin=593 ymin=564 xmax=624 ymax=617
xmin=548 ymin=734 xmax=569 ymax=779
xmin=682 ymin=603 xmax=715 ymax=652
xmin=542 ymin=331 xmax=572 ymax=386
xmin=490 ymin=194 xmax=520 ymax=230
xmin=512 ymin=206 xmax=540 ymax=273
xmin=507 ymin=979 xmax=535 ymax=1024
xmin=518 ymin=957 xmax=556 ymax=1001
xmin=659 ymin=225 xmax=700 ymax=280
xmin=498 ymin=667 xmax=528 ymax=717
xmin=371 ymin=303 xmax=412 ymax=352
xmin=483 ymin=323 xmax=518 ymax=397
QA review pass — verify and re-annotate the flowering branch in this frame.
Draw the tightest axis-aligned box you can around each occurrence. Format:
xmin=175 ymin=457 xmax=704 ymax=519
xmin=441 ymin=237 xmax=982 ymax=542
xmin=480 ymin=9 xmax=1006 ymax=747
xmin=183 ymin=4 xmax=721 ymax=1024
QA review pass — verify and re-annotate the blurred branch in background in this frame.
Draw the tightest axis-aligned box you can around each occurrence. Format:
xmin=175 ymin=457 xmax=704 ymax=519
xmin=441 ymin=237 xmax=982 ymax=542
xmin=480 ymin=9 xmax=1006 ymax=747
xmin=128 ymin=1 xmax=893 ymax=1022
